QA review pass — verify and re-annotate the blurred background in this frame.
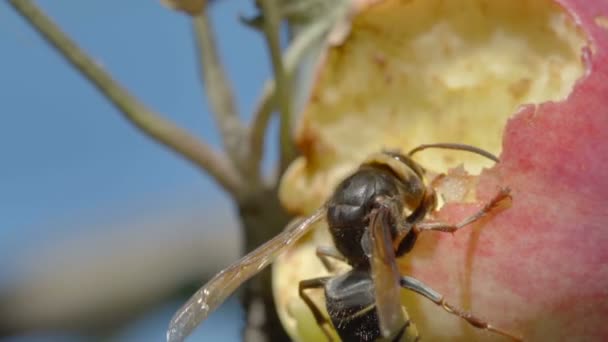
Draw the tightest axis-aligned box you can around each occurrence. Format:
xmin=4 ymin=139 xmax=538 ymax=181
xmin=0 ymin=1 xmax=275 ymax=341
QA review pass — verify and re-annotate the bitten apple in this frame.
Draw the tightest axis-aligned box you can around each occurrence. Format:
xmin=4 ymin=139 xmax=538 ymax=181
xmin=275 ymin=0 xmax=608 ymax=341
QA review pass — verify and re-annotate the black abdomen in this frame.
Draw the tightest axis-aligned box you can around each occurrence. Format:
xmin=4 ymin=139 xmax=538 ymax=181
xmin=324 ymin=270 xmax=416 ymax=342
xmin=324 ymin=270 xmax=381 ymax=342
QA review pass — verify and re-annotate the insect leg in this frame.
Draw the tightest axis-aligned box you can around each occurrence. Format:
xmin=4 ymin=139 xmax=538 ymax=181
xmin=394 ymin=189 xmax=436 ymax=255
xmin=316 ymin=246 xmax=346 ymax=272
xmin=390 ymin=311 xmax=420 ymax=342
xmin=299 ymin=277 xmax=334 ymax=341
xmin=399 ymin=276 xmax=522 ymax=341
xmin=414 ymin=188 xmax=511 ymax=233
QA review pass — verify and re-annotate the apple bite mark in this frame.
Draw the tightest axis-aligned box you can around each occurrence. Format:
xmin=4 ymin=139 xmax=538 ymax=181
xmin=418 ymin=0 xmax=608 ymax=339
xmin=280 ymin=0 xmax=588 ymax=215
xmin=274 ymin=0 xmax=606 ymax=341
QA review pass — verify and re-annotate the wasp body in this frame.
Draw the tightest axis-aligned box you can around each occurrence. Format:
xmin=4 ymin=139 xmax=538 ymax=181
xmin=167 ymin=143 xmax=521 ymax=342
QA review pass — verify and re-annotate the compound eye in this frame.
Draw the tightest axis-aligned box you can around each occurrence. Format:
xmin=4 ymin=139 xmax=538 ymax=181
xmin=382 ymin=151 xmax=426 ymax=178
xmin=388 ymin=152 xmax=409 ymax=164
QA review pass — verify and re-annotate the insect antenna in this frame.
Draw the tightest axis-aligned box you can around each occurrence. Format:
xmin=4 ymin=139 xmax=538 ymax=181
xmin=408 ymin=143 xmax=499 ymax=163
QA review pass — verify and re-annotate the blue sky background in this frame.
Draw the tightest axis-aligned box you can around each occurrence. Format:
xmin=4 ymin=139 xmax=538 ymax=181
xmin=0 ymin=0 xmax=274 ymax=341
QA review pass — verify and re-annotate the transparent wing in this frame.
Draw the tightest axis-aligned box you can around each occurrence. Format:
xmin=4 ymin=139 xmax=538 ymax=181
xmin=369 ymin=206 xmax=406 ymax=338
xmin=166 ymin=206 xmax=326 ymax=342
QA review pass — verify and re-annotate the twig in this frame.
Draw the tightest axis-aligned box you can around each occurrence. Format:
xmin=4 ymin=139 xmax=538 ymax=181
xmin=8 ymin=0 xmax=243 ymax=196
xmin=258 ymin=0 xmax=297 ymax=173
xmin=248 ymin=15 xmax=335 ymax=179
xmin=248 ymin=82 xmax=275 ymax=182
xmin=192 ymin=14 xmax=248 ymax=173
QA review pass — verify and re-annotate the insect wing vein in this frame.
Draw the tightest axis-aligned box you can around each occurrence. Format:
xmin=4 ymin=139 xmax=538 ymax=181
xmin=370 ymin=207 xmax=405 ymax=338
xmin=166 ymin=207 xmax=327 ymax=342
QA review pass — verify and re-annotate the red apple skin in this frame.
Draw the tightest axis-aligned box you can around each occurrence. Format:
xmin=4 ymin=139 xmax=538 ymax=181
xmin=403 ymin=1 xmax=608 ymax=340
